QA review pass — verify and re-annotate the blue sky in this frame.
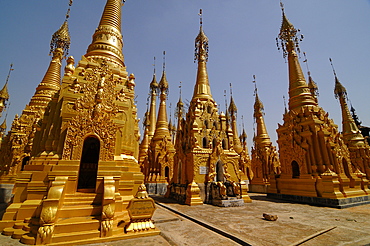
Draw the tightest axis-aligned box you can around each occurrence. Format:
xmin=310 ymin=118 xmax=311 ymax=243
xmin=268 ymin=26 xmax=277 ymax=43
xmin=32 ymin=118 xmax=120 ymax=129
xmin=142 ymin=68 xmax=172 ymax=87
xmin=0 ymin=0 xmax=369 ymax=149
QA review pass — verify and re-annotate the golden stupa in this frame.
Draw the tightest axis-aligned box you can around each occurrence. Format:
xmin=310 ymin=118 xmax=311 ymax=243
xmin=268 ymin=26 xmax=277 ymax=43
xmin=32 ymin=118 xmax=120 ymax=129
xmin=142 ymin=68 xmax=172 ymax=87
xmin=141 ymin=60 xmax=175 ymax=195
xmin=268 ymin=7 xmax=370 ymax=208
xmin=0 ymin=0 xmax=159 ymax=244
xmin=167 ymin=11 xmax=252 ymax=206
xmin=250 ymin=82 xmax=281 ymax=193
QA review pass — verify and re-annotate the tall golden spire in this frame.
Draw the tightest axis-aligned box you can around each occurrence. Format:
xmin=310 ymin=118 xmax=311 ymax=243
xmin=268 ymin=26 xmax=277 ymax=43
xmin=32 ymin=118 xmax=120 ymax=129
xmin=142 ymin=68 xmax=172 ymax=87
xmin=332 ymin=59 xmax=365 ymax=147
xmin=253 ymin=77 xmax=271 ymax=146
xmin=29 ymin=1 xmax=73 ymax=109
xmin=192 ymin=9 xmax=213 ymax=101
xmin=153 ymin=52 xmax=171 ymax=141
xmin=85 ymin=0 xmax=125 ymax=67
xmin=277 ymin=3 xmax=317 ymax=111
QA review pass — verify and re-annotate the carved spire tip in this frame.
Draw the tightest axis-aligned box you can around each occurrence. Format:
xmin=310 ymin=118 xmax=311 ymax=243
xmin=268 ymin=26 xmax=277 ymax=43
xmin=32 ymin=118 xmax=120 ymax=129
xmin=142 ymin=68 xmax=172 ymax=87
xmin=199 ymin=9 xmax=203 ymax=27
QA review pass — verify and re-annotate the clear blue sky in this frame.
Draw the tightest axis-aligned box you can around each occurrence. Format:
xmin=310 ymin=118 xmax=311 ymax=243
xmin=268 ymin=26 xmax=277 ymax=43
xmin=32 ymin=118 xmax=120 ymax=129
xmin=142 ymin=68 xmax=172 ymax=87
xmin=0 ymin=0 xmax=369 ymax=149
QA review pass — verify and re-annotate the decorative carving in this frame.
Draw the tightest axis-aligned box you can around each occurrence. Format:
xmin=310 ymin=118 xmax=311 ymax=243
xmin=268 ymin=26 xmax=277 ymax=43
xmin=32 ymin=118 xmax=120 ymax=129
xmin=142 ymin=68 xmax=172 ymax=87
xmin=63 ymin=62 xmax=120 ymax=161
xmin=64 ymin=56 xmax=75 ymax=76
xmin=37 ymin=178 xmax=67 ymax=244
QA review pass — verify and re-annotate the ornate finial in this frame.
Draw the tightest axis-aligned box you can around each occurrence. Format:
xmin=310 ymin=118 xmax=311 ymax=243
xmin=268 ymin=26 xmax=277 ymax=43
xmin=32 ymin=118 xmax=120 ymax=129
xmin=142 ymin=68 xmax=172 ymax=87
xmin=65 ymin=0 xmax=73 ymax=21
xmin=50 ymin=0 xmax=72 ymax=58
xmin=283 ymin=95 xmax=287 ymax=113
xmin=176 ymin=82 xmax=184 ymax=120
xmin=0 ymin=102 xmax=9 ymax=131
xmin=163 ymin=51 xmax=166 ymax=72
xmin=199 ymin=9 xmax=203 ymax=26
xmin=0 ymin=64 xmax=12 ymax=111
xmin=329 ymin=57 xmax=337 ymax=78
xmin=277 ymin=3 xmax=304 ymax=59
xmin=4 ymin=63 xmax=14 ymax=89
xmin=303 ymin=52 xmax=310 ymax=76
xmin=159 ymin=51 xmax=169 ymax=93
xmin=280 ymin=1 xmax=284 ymax=13
xmin=331 ymin=58 xmax=347 ymax=99
xmin=252 ymin=75 xmax=257 ymax=96
xmin=253 ymin=75 xmax=264 ymax=114
xmin=304 ymin=52 xmax=319 ymax=99
xmin=179 ymin=81 xmax=182 ymax=96
xmin=150 ymin=57 xmax=158 ymax=91
xmin=224 ymin=89 xmax=228 ymax=111
xmin=169 ymin=102 xmax=172 ymax=121
xmin=143 ymin=109 xmax=150 ymax=128
xmin=195 ymin=9 xmax=209 ymax=63
xmin=350 ymin=105 xmax=362 ymax=126
xmin=153 ymin=56 xmax=156 ymax=75
xmin=229 ymin=83 xmax=237 ymax=115
xmin=240 ymin=115 xmax=247 ymax=143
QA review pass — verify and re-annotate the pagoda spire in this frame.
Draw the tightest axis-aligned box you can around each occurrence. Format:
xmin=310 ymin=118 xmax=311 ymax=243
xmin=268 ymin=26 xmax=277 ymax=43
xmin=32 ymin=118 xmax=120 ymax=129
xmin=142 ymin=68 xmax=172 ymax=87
xmin=138 ymin=109 xmax=150 ymax=172
xmin=29 ymin=1 xmax=73 ymax=109
xmin=153 ymin=52 xmax=171 ymax=141
xmin=192 ymin=9 xmax=213 ymax=102
xmin=277 ymin=3 xmax=317 ymax=111
xmin=148 ymin=57 xmax=158 ymax=140
xmin=0 ymin=64 xmax=12 ymax=115
xmin=253 ymin=77 xmax=271 ymax=147
xmin=303 ymin=52 xmax=319 ymax=103
xmin=228 ymin=83 xmax=242 ymax=154
xmin=332 ymin=59 xmax=365 ymax=147
xmin=85 ymin=0 xmax=125 ymax=67
xmin=175 ymin=81 xmax=184 ymax=133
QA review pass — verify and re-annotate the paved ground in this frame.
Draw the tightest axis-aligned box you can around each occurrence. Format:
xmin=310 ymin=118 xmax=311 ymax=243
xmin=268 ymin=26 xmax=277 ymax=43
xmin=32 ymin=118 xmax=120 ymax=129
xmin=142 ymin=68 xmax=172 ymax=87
xmin=1 ymin=193 xmax=370 ymax=245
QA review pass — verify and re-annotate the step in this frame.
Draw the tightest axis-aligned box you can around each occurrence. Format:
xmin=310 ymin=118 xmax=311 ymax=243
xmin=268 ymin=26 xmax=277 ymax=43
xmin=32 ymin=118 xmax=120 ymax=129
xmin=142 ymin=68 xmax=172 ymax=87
xmin=51 ymin=230 xmax=100 ymax=244
xmin=14 ymin=222 xmax=27 ymax=229
xmin=11 ymin=228 xmax=28 ymax=239
xmin=63 ymin=193 xmax=102 ymax=205
xmin=2 ymin=227 xmax=15 ymax=236
xmin=20 ymin=233 xmax=36 ymax=245
xmin=23 ymin=217 xmax=31 ymax=223
xmin=54 ymin=216 xmax=101 ymax=234
xmin=58 ymin=205 xmax=102 ymax=218
xmin=22 ymin=223 xmax=31 ymax=232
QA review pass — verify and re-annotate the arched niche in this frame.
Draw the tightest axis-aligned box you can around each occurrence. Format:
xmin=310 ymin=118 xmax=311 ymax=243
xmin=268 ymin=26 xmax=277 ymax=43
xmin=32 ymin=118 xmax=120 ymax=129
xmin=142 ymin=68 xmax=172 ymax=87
xmin=165 ymin=166 xmax=170 ymax=182
xmin=222 ymin=139 xmax=227 ymax=149
xmin=21 ymin=156 xmax=30 ymax=171
xmin=291 ymin=160 xmax=300 ymax=178
xmin=203 ymin=137 xmax=209 ymax=148
xmin=216 ymin=160 xmax=225 ymax=182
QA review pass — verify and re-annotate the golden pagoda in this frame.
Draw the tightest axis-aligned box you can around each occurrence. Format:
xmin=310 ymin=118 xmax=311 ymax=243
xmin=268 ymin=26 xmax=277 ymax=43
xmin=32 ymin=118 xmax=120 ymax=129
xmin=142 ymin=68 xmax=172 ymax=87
xmin=0 ymin=0 xmax=159 ymax=244
xmin=168 ymin=10 xmax=251 ymax=206
xmin=333 ymin=67 xmax=370 ymax=182
xmin=138 ymin=69 xmax=158 ymax=178
xmin=268 ymin=6 xmax=370 ymax=208
xmin=250 ymin=81 xmax=280 ymax=193
xmin=0 ymin=16 xmax=68 ymax=184
xmin=143 ymin=58 xmax=175 ymax=195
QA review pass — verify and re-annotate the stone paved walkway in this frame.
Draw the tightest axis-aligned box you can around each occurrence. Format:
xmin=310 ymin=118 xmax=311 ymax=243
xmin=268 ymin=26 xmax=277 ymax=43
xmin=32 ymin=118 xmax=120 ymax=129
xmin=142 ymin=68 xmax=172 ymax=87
xmin=1 ymin=193 xmax=370 ymax=245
